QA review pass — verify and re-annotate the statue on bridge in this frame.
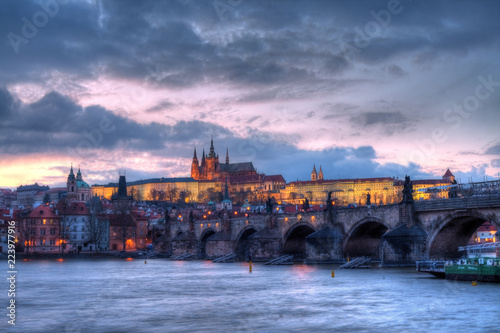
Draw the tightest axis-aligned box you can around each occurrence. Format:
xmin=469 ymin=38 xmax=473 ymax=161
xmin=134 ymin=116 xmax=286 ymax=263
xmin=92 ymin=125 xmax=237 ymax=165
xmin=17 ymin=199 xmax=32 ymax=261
xmin=266 ymin=197 xmax=274 ymax=214
xmin=366 ymin=193 xmax=371 ymax=206
xmin=402 ymin=175 xmax=414 ymax=203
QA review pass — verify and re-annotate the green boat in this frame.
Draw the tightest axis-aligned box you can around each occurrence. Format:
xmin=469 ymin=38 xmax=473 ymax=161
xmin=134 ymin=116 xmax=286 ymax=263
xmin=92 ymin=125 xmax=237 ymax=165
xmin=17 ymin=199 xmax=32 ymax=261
xmin=418 ymin=241 xmax=500 ymax=282
xmin=445 ymin=257 xmax=500 ymax=283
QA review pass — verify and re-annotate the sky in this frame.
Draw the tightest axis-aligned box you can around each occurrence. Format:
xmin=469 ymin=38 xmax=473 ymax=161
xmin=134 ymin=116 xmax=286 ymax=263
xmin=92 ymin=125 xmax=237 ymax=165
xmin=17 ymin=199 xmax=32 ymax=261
xmin=0 ymin=0 xmax=499 ymax=188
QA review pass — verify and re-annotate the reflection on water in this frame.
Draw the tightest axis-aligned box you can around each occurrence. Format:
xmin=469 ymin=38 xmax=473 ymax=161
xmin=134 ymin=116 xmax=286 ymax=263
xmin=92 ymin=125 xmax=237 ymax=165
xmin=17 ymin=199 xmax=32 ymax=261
xmin=3 ymin=259 xmax=500 ymax=332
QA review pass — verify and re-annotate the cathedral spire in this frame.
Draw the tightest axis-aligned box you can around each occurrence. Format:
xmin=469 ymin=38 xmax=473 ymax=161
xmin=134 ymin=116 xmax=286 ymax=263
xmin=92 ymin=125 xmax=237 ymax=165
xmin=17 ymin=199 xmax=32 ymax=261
xmin=209 ymin=135 xmax=215 ymax=158
xmin=311 ymin=164 xmax=318 ymax=181
xmin=193 ymin=147 xmax=198 ymax=160
xmin=226 ymin=147 xmax=229 ymax=165
xmin=68 ymin=163 xmax=76 ymax=181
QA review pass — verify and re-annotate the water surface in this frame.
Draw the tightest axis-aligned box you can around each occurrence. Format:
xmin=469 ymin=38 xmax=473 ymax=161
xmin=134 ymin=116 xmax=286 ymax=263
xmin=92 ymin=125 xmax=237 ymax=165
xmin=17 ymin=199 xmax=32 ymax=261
xmin=2 ymin=259 xmax=499 ymax=332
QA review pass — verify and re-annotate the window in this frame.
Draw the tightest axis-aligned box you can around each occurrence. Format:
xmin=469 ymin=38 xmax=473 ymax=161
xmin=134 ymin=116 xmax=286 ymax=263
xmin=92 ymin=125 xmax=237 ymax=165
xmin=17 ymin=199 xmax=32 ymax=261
xmin=31 ymin=229 xmax=36 ymax=235
xmin=140 ymin=230 xmax=143 ymax=236
xmin=50 ymin=229 xmax=56 ymax=235
xmin=40 ymin=229 xmax=46 ymax=235
xmin=50 ymin=240 xmax=55 ymax=245
xmin=81 ymin=235 xmax=85 ymax=240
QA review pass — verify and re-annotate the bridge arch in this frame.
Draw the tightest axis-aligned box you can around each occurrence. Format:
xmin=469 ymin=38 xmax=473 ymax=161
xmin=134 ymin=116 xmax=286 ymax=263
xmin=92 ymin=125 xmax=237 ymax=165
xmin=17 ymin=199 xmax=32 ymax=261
xmin=234 ymin=226 xmax=258 ymax=260
xmin=427 ymin=211 xmax=494 ymax=259
xmin=199 ymin=228 xmax=216 ymax=259
xmin=343 ymin=217 xmax=389 ymax=259
xmin=283 ymin=222 xmax=316 ymax=258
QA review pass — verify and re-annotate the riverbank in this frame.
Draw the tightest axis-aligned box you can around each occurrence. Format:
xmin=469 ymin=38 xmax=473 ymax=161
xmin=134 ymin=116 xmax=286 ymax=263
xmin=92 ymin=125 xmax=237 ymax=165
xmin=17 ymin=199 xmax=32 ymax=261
xmin=3 ymin=251 xmax=171 ymax=260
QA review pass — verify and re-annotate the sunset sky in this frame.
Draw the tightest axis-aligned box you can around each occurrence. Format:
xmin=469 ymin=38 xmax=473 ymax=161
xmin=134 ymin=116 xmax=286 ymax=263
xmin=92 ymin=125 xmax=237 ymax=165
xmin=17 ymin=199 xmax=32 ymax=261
xmin=1 ymin=0 xmax=499 ymax=188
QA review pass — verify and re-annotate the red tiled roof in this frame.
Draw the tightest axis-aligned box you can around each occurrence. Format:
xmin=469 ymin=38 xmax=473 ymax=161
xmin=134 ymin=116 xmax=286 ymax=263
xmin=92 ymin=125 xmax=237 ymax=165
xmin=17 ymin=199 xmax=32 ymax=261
xmin=443 ymin=169 xmax=454 ymax=177
xmin=263 ymin=175 xmax=286 ymax=183
xmin=28 ymin=205 xmax=59 ymax=218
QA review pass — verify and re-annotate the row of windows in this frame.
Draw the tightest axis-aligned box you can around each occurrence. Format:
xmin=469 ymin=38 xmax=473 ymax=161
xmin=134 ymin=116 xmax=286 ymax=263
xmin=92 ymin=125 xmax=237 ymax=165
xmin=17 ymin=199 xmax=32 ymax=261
xmin=31 ymin=229 xmax=57 ymax=235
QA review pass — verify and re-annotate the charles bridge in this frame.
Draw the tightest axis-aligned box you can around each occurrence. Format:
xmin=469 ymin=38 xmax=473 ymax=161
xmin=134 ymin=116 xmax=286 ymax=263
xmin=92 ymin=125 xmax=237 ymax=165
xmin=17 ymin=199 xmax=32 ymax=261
xmin=156 ymin=194 xmax=500 ymax=266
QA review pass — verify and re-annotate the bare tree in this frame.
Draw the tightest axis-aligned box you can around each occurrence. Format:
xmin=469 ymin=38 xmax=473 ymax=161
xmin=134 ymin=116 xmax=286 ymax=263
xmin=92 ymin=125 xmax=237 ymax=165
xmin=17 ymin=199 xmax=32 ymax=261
xmin=86 ymin=213 xmax=107 ymax=251
xmin=158 ymin=190 xmax=167 ymax=201
xmin=133 ymin=189 xmax=142 ymax=202
xmin=197 ymin=191 xmax=206 ymax=203
xmin=178 ymin=190 xmax=191 ymax=205
xmin=167 ymin=186 xmax=178 ymax=202
xmin=149 ymin=188 xmax=158 ymax=201
xmin=18 ymin=212 xmax=36 ymax=253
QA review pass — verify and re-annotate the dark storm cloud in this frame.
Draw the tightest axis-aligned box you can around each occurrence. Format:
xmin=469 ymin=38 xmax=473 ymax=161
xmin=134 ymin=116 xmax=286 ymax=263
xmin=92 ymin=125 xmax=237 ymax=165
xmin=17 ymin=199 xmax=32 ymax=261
xmin=0 ymin=88 xmax=223 ymax=153
xmin=2 ymin=0 xmax=498 ymax=90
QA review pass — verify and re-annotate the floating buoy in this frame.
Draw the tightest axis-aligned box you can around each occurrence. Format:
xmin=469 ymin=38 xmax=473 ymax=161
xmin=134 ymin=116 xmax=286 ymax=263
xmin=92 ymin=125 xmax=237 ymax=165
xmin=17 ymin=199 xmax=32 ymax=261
xmin=249 ymin=261 xmax=252 ymax=273
xmin=331 ymin=270 xmax=335 ymax=278
xmin=145 ymin=260 xmax=147 ymax=264
xmin=472 ymin=280 xmax=477 ymax=286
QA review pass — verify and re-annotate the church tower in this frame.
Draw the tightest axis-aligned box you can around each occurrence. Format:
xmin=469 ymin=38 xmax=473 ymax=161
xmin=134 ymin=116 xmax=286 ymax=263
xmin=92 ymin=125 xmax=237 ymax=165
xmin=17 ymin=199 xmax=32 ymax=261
xmin=67 ymin=164 xmax=77 ymax=201
xmin=311 ymin=164 xmax=318 ymax=181
xmin=318 ymin=165 xmax=323 ymax=180
xmin=191 ymin=148 xmax=200 ymax=180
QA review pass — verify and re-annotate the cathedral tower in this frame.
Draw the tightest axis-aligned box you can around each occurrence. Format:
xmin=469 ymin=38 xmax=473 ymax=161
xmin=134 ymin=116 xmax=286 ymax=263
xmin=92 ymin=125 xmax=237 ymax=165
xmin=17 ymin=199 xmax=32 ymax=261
xmin=191 ymin=148 xmax=200 ymax=180
xmin=318 ymin=165 xmax=323 ymax=180
xmin=311 ymin=164 xmax=318 ymax=181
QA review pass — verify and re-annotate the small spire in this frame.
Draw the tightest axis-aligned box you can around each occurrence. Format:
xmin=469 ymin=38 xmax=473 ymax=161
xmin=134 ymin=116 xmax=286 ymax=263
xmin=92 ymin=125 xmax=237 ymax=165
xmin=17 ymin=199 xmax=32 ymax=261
xmin=193 ymin=147 xmax=198 ymax=160
xmin=226 ymin=147 xmax=229 ymax=164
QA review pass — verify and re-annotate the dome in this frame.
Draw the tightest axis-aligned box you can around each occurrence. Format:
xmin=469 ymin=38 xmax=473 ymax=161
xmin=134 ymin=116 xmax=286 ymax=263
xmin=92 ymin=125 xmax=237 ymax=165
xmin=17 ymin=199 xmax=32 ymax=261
xmin=76 ymin=180 xmax=90 ymax=188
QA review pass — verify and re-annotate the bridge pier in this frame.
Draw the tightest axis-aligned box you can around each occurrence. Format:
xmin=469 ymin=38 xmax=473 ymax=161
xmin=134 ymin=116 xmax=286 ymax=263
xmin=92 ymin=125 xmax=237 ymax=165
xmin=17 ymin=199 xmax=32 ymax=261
xmin=305 ymin=226 xmax=344 ymax=263
xmin=381 ymin=224 xmax=427 ymax=266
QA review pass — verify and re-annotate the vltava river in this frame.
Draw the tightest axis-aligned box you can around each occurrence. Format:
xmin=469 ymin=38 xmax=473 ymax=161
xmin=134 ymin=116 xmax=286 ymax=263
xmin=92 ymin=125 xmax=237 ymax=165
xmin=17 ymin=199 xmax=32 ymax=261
xmin=2 ymin=259 xmax=499 ymax=332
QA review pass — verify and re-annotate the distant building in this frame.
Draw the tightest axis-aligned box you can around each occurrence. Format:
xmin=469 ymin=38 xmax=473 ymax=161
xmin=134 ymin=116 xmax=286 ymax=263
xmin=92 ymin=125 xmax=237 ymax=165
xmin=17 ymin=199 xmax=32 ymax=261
xmin=470 ymin=222 xmax=497 ymax=244
xmin=16 ymin=183 xmax=50 ymax=208
xmin=285 ymin=167 xmax=456 ymax=206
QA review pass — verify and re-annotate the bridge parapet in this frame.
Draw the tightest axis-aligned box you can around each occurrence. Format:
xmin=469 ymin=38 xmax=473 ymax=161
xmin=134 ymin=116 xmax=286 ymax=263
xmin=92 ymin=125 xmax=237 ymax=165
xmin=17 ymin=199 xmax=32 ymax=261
xmin=414 ymin=194 xmax=500 ymax=212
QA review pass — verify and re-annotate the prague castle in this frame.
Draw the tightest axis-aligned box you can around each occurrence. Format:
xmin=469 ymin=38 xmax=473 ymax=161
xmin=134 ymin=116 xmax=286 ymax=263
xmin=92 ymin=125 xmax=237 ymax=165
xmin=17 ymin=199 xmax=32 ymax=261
xmin=191 ymin=137 xmax=257 ymax=181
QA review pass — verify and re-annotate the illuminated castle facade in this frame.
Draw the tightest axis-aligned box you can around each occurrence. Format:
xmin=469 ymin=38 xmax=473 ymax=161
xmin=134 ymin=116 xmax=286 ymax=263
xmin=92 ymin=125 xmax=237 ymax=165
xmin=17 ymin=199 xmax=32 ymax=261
xmin=191 ymin=137 xmax=257 ymax=181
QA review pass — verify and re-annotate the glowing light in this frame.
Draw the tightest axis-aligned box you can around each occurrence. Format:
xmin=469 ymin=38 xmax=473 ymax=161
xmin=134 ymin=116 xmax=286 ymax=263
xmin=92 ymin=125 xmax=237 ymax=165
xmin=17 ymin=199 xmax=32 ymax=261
xmin=208 ymin=211 xmax=211 ymax=215
xmin=125 ymin=258 xmax=133 ymax=261
xmin=203 ymin=215 xmax=207 ymax=218
xmin=57 ymin=258 xmax=63 ymax=262
xmin=234 ymin=212 xmax=237 ymax=215
xmin=247 ymin=207 xmax=250 ymax=210
xmin=285 ymin=217 xmax=288 ymax=222
xmin=216 ymin=223 xmax=219 ymax=226
xmin=201 ymin=224 xmax=203 ymax=227
xmin=208 ymin=223 xmax=211 ymax=227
